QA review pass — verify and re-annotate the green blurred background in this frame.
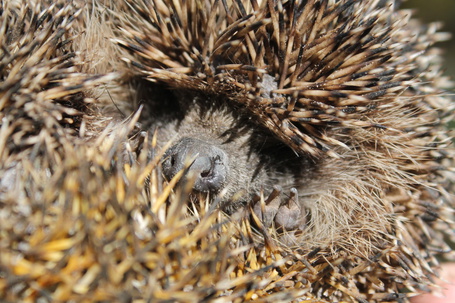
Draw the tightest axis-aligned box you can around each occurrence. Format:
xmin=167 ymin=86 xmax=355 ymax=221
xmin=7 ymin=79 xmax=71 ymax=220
xmin=403 ymin=0 xmax=455 ymax=86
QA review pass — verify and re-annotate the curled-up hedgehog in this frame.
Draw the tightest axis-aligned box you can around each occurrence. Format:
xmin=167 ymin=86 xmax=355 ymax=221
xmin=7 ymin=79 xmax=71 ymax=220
xmin=111 ymin=0 xmax=454 ymax=252
xmin=1 ymin=0 xmax=454 ymax=302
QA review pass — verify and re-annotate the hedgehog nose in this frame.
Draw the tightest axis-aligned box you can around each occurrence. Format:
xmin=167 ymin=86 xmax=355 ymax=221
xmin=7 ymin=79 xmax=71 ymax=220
xmin=162 ymin=138 xmax=228 ymax=193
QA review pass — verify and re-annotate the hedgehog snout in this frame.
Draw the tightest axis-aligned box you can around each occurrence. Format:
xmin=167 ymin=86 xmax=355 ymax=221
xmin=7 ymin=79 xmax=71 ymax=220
xmin=162 ymin=138 xmax=228 ymax=193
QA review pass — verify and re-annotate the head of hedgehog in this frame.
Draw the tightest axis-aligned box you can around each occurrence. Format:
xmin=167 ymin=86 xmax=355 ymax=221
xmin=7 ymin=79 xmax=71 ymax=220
xmin=1 ymin=0 xmax=454 ymax=302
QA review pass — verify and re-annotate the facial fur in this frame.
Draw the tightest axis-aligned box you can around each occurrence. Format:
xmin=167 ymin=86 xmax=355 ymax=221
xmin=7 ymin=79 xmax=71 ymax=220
xmin=138 ymin=85 xmax=306 ymax=208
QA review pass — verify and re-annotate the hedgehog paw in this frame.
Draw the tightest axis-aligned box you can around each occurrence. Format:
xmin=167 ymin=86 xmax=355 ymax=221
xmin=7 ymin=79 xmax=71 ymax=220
xmin=253 ymin=187 xmax=306 ymax=231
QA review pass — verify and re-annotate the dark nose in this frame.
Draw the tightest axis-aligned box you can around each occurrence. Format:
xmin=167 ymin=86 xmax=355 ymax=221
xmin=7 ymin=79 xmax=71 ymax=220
xmin=162 ymin=138 xmax=228 ymax=193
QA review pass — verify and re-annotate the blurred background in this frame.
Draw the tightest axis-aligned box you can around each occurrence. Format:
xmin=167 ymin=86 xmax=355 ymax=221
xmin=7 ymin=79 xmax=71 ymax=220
xmin=403 ymin=0 xmax=455 ymax=85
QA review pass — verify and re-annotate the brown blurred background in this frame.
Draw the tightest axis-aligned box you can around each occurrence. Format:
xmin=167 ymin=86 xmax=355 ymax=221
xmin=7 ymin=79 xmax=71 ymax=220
xmin=403 ymin=0 xmax=455 ymax=85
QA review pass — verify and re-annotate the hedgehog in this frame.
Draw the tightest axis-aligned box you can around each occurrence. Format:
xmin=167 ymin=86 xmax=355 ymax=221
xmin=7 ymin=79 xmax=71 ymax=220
xmin=109 ymin=0 xmax=455 ymax=251
xmin=1 ymin=0 xmax=454 ymax=303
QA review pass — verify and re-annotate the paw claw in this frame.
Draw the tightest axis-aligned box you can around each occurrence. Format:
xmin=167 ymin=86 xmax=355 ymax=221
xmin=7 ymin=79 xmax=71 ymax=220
xmin=253 ymin=187 xmax=282 ymax=227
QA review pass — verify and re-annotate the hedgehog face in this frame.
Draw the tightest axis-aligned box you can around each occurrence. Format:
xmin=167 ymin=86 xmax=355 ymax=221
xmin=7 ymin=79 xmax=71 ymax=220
xmin=156 ymin=99 xmax=259 ymax=201
xmin=141 ymin=86 xmax=302 ymax=206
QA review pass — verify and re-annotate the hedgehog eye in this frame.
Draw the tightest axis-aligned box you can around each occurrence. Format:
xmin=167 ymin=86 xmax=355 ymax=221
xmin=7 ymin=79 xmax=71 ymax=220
xmin=136 ymin=80 xmax=186 ymax=124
